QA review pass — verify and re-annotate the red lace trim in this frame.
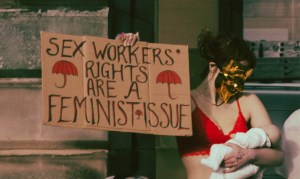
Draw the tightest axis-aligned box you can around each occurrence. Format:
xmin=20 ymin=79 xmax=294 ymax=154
xmin=181 ymin=149 xmax=210 ymax=157
xmin=181 ymin=148 xmax=210 ymax=157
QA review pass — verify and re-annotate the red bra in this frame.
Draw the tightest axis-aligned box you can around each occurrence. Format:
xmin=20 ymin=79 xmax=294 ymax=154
xmin=176 ymin=97 xmax=249 ymax=157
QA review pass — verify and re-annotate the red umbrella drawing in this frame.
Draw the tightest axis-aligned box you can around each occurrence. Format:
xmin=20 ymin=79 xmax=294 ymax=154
xmin=156 ymin=70 xmax=182 ymax=100
xmin=52 ymin=60 xmax=78 ymax=88
xmin=135 ymin=110 xmax=143 ymax=119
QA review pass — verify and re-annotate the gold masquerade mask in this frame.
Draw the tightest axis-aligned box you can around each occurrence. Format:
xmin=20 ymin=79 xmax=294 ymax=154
xmin=215 ymin=59 xmax=253 ymax=103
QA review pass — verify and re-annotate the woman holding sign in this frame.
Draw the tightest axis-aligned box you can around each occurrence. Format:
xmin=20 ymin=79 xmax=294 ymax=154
xmin=118 ymin=30 xmax=283 ymax=179
xmin=176 ymin=29 xmax=283 ymax=179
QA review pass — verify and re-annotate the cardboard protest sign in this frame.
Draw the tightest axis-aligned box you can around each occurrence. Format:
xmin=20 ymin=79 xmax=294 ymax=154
xmin=41 ymin=32 xmax=192 ymax=136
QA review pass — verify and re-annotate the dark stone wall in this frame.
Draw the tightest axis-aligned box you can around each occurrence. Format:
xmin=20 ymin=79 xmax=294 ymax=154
xmin=0 ymin=1 xmax=109 ymax=178
xmin=0 ymin=9 xmax=108 ymax=69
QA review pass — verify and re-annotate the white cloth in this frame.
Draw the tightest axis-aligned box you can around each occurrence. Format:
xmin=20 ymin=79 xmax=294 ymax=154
xmin=200 ymin=128 xmax=270 ymax=179
xmin=276 ymin=109 xmax=300 ymax=179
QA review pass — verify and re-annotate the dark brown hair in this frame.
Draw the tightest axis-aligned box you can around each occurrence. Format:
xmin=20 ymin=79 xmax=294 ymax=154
xmin=197 ymin=29 xmax=256 ymax=73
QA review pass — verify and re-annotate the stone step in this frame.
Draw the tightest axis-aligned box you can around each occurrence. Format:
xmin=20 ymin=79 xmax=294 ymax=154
xmin=0 ymin=149 xmax=107 ymax=179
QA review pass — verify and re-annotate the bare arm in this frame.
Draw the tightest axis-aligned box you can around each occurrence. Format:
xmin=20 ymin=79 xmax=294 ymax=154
xmin=248 ymin=147 xmax=283 ymax=167
xmin=223 ymin=143 xmax=283 ymax=173
xmin=245 ymin=94 xmax=283 ymax=165
xmin=247 ymin=93 xmax=281 ymax=146
xmin=223 ymin=93 xmax=283 ymax=172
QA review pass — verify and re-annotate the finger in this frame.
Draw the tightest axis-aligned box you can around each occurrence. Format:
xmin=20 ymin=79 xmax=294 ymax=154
xmin=127 ymin=33 xmax=133 ymax=46
xmin=130 ymin=34 xmax=137 ymax=46
xmin=122 ymin=33 xmax=132 ymax=46
xmin=223 ymin=158 xmax=238 ymax=168
xmin=135 ymin=32 xmax=140 ymax=41
xmin=224 ymin=162 xmax=241 ymax=173
xmin=224 ymin=166 xmax=238 ymax=173
xmin=123 ymin=37 xmax=128 ymax=47
xmin=114 ymin=34 xmax=119 ymax=40
xmin=223 ymin=155 xmax=231 ymax=161
xmin=115 ymin=33 xmax=125 ymax=41
xmin=123 ymin=34 xmax=130 ymax=46
xmin=224 ymin=161 xmax=238 ymax=168
xmin=223 ymin=154 xmax=237 ymax=162
xmin=121 ymin=33 xmax=126 ymax=40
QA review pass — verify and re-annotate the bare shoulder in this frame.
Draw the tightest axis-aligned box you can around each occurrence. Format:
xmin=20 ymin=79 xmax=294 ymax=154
xmin=239 ymin=92 xmax=260 ymax=101
xmin=238 ymin=92 xmax=264 ymax=107
xmin=243 ymin=92 xmax=269 ymax=112
xmin=242 ymin=92 xmax=273 ymax=122
xmin=190 ymin=89 xmax=198 ymax=111
xmin=239 ymin=93 xmax=282 ymax=145
xmin=237 ymin=92 xmax=268 ymax=120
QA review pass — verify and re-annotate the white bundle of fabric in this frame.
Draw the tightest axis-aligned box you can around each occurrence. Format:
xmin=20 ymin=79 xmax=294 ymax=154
xmin=201 ymin=128 xmax=271 ymax=179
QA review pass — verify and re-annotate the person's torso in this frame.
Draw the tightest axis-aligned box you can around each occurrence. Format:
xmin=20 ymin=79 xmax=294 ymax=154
xmin=176 ymin=94 xmax=250 ymax=157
